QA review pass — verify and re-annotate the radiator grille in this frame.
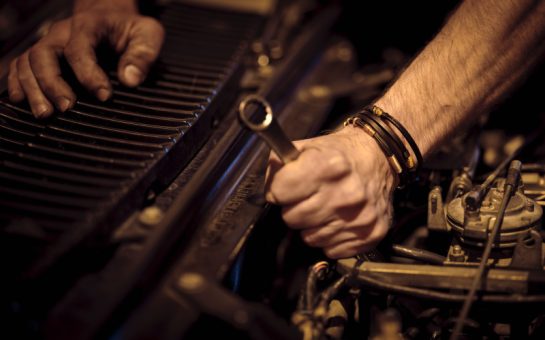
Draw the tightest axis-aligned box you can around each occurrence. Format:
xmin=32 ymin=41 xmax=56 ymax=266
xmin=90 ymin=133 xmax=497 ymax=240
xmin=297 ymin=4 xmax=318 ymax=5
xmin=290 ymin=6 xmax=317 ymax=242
xmin=0 ymin=3 xmax=260 ymax=275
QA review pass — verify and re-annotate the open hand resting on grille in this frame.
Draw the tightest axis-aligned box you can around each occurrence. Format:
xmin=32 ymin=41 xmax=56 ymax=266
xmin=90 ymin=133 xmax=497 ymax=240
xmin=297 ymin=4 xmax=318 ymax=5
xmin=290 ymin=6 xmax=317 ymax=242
xmin=7 ymin=0 xmax=164 ymax=118
xmin=265 ymin=127 xmax=396 ymax=259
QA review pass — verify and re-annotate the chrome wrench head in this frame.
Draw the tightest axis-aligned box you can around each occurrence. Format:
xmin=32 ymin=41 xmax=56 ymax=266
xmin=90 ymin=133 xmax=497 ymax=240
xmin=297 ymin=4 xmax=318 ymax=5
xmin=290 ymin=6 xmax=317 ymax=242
xmin=238 ymin=95 xmax=300 ymax=164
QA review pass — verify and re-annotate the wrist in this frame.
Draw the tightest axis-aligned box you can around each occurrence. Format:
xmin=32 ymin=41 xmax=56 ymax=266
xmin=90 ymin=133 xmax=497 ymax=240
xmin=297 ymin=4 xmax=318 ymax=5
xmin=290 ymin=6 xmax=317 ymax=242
xmin=374 ymin=95 xmax=431 ymax=159
xmin=74 ymin=0 xmax=138 ymax=13
xmin=335 ymin=125 xmax=398 ymax=190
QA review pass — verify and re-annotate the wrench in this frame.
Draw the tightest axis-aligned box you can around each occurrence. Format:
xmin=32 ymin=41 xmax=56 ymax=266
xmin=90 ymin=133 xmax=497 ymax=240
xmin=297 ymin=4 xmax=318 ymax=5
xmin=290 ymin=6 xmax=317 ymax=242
xmin=238 ymin=95 xmax=300 ymax=164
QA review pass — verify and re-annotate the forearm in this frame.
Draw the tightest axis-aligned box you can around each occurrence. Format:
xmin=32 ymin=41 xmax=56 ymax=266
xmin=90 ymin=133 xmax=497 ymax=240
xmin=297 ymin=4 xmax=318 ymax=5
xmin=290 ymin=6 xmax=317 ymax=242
xmin=74 ymin=0 xmax=138 ymax=12
xmin=375 ymin=0 xmax=545 ymax=158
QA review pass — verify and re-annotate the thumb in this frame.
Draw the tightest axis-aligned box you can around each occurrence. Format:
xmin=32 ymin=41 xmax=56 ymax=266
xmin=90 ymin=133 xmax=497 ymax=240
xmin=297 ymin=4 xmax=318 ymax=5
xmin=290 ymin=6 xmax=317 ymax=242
xmin=117 ymin=17 xmax=165 ymax=87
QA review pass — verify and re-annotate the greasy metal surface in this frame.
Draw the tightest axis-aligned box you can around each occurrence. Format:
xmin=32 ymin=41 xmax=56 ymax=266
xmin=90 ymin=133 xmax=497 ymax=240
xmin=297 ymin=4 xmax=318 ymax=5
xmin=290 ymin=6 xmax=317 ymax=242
xmin=0 ymin=4 xmax=261 ymax=277
xmin=337 ymin=259 xmax=545 ymax=294
xmin=447 ymin=186 xmax=542 ymax=248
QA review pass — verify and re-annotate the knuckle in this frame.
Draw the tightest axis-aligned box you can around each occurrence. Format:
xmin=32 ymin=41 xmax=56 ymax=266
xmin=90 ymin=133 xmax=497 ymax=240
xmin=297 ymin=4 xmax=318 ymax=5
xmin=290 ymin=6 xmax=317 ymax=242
xmin=282 ymin=209 xmax=309 ymax=229
xmin=72 ymin=13 xmax=96 ymax=26
xmin=10 ymin=59 xmax=18 ymax=72
xmin=141 ymin=16 xmax=165 ymax=32
xmin=28 ymin=46 xmax=40 ymax=61
xmin=45 ymin=19 xmax=71 ymax=38
xmin=302 ymin=231 xmax=325 ymax=247
xmin=342 ymin=186 xmax=366 ymax=206
xmin=324 ymin=248 xmax=341 ymax=259
xmin=282 ymin=212 xmax=304 ymax=229
xmin=27 ymin=45 xmax=45 ymax=65
xmin=360 ymin=225 xmax=385 ymax=246
xmin=63 ymin=43 xmax=78 ymax=61
xmin=39 ymin=79 xmax=57 ymax=96
xmin=78 ymin=73 xmax=97 ymax=87
xmin=16 ymin=53 xmax=27 ymax=69
xmin=268 ymin=180 xmax=285 ymax=201
xmin=327 ymin=151 xmax=351 ymax=174
xmin=313 ymin=150 xmax=351 ymax=180
xmin=48 ymin=21 xmax=64 ymax=32
xmin=303 ymin=236 xmax=320 ymax=248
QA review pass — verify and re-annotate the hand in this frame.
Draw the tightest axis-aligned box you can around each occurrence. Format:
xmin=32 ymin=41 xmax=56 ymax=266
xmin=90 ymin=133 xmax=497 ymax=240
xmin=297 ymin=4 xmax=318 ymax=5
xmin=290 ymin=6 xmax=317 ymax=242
xmin=7 ymin=5 xmax=165 ymax=118
xmin=265 ymin=127 xmax=396 ymax=259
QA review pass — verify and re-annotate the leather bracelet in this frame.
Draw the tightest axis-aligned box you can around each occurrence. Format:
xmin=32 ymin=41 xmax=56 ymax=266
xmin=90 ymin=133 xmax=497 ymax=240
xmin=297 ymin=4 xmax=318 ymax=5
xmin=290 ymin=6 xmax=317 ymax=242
xmin=347 ymin=113 xmax=409 ymax=186
xmin=367 ymin=105 xmax=423 ymax=170
xmin=344 ymin=115 xmax=405 ymax=183
xmin=359 ymin=111 xmax=411 ymax=165
xmin=344 ymin=106 xmax=422 ymax=187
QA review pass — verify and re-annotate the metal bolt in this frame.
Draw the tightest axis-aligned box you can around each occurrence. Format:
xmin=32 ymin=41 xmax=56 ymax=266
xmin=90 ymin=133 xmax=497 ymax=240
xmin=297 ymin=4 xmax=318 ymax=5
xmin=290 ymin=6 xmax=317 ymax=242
xmin=452 ymin=245 xmax=463 ymax=256
xmin=430 ymin=194 xmax=438 ymax=213
xmin=449 ymin=245 xmax=465 ymax=262
xmin=178 ymin=273 xmax=204 ymax=292
xmin=139 ymin=206 xmax=163 ymax=226
xmin=308 ymin=85 xmax=331 ymax=99
xmin=257 ymin=54 xmax=269 ymax=67
xmin=336 ymin=46 xmax=353 ymax=62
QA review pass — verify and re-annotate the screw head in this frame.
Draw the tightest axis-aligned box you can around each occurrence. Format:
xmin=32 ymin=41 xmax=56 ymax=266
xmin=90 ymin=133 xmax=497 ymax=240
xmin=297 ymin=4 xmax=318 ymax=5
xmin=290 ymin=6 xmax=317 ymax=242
xmin=452 ymin=245 xmax=463 ymax=255
xmin=178 ymin=273 xmax=204 ymax=292
xmin=139 ymin=206 xmax=163 ymax=226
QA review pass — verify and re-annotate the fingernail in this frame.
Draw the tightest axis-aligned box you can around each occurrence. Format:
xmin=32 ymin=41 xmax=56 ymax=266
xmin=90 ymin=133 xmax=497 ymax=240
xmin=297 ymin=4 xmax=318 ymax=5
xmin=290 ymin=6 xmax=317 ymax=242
xmin=96 ymin=88 xmax=111 ymax=102
xmin=34 ymin=104 xmax=49 ymax=118
xmin=57 ymin=97 xmax=72 ymax=112
xmin=124 ymin=65 xmax=143 ymax=87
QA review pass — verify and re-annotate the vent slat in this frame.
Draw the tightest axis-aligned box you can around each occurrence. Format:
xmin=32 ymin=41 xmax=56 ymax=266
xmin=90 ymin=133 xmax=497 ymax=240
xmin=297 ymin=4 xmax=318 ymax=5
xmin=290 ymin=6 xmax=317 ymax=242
xmin=0 ymin=2 xmax=261 ymax=273
xmin=111 ymin=98 xmax=201 ymax=117
xmin=47 ymin=126 xmax=167 ymax=152
xmin=110 ymin=80 xmax=210 ymax=103
xmin=56 ymin=117 xmax=178 ymax=144
xmin=13 ymin=153 xmax=134 ymax=178
xmin=0 ymin=171 xmax=114 ymax=198
xmin=38 ymin=133 xmax=157 ymax=160
xmin=3 ymin=161 xmax=122 ymax=188
xmin=27 ymin=143 xmax=148 ymax=169
xmin=111 ymin=89 xmax=207 ymax=111
xmin=65 ymin=109 xmax=183 ymax=134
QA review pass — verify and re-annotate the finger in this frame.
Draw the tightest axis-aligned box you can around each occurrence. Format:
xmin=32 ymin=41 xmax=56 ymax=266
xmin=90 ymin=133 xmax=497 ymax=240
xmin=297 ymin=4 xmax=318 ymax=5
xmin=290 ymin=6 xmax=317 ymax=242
xmin=281 ymin=194 xmax=332 ymax=229
xmin=299 ymin=203 xmax=378 ymax=247
xmin=264 ymin=152 xmax=285 ymax=204
xmin=322 ymin=219 xmax=389 ymax=259
xmin=267 ymin=148 xmax=351 ymax=205
xmin=298 ymin=183 xmax=379 ymax=247
xmin=281 ymin=175 xmax=367 ymax=228
xmin=16 ymin=52 xmax=54 ymax=118
xmin=117 ymin=17 xmax=165 ymax=87
xmin=8 ymin=59 xmax=25 ymax=102
xmin=29 ymin=44 xmax=76 ymax=112
xmin=64 ymin=28 xmax=111 ymax=101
